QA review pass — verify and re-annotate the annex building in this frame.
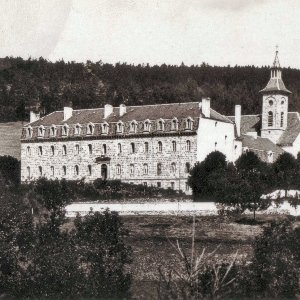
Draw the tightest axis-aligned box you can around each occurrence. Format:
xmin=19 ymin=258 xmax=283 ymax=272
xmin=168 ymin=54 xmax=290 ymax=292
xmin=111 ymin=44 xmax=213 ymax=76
xmin=20 ymin=51 xmax=300 ymax=193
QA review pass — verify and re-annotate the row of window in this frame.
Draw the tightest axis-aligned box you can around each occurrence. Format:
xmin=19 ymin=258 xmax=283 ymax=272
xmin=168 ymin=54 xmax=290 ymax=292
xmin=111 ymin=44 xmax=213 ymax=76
xmin=26 ymin=162 xmax=191 ymax=178
xmin=267 ymin=111 xmax=285 ymax=127
xmin=116 ymin=162 xmax=191 ymax=176
xmin=26 ymin=117 xmax=195 ymax=138
xmin=137 ymin=181 xmax=190 ymax=191
xmin=26 ymin=140 xmax=192 ymax=156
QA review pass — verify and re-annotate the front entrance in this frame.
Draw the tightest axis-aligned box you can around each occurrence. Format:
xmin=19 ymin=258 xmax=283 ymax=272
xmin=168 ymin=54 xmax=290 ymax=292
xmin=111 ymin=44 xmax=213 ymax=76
xmin=101 ymin=164 xmax=108 ymax=180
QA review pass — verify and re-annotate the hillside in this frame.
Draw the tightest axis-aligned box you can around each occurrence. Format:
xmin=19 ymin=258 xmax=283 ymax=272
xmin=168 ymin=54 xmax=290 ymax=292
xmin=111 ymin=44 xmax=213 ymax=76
xmin=0 ymin=122 xmax=22 ymax=159
xmin=0 ymin=57 xmax=300 ymax=123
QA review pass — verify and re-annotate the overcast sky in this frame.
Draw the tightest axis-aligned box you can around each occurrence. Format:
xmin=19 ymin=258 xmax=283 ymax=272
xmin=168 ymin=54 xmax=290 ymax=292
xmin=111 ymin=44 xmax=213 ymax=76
xmin=1 ymin=0 xmax=300 ymax=68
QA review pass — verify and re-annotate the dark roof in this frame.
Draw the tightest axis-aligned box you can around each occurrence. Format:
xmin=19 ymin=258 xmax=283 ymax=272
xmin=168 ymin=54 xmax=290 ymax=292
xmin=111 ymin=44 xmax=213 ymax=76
xmin=227 ymin=115 xmax=261 ymax=134
xmin=241 ymin=134 xmax=284 ymax=154
xmin=260 ymin=78 xmax=291 ymax=94
xmin=27 ymin=102 xmax=232 ymax=127
xmin=277 ymin=112 xmax=300 ymax=146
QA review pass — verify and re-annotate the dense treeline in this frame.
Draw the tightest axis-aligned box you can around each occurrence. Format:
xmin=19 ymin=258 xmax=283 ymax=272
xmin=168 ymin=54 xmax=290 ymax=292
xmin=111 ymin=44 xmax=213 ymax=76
xmin=1 ymin=57 xmax=300 ymax=122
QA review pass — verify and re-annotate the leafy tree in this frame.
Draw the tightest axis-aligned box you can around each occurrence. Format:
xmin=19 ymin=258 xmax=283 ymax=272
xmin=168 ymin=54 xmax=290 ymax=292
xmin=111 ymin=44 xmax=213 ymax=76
xmin=74 ymin=210 xmax=132 ymax=299
xmin=188 ymin=151 xmax=227 ymax=200
xmin=273 ymin=152 xmax=298 ymax=196
xmin=0 ymin=155 xmax=20 ymax=186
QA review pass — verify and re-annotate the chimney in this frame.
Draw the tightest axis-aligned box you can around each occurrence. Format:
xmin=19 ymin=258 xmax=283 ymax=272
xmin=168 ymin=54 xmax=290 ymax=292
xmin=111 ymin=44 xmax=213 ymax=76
xmin=235 ymin=105 xmax=241 ymax=137
xmin=104 ymin=104 xmax=113 ymax=119
xmin=30 ymin=111 xmax=40 ymax=123
xmin=201 ymin=97 xmax=211 ymax=118
xmin=63 ymin=104 xmax=73 ymax=121
xmin=119 ymin=104 xmax=126 ymax=117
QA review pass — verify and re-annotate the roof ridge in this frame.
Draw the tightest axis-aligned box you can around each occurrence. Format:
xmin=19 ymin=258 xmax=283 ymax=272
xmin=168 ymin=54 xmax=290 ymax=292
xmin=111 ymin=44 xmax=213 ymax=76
xmin=210 ymin=108 xmax=233 ymax=123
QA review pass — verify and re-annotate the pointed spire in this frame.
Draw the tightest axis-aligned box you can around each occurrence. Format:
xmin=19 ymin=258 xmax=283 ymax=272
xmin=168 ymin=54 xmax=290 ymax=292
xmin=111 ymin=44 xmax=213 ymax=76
xmin=273 ymin=45 xmax=281 ymax=68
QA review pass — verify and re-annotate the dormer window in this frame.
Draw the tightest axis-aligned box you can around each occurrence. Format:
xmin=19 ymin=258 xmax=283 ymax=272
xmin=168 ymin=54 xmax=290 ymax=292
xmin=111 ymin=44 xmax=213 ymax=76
xmin=130 ymin=120 xmax=138 ymax=133
xmin=50 ymin=125 xmax=57 ymax=137
xmin=87 ymin=123 xmax=95 ymax=135
xmin=157 ymin=119 xmax=164 ymax=131
xmin=116 ymin=121 xmax=124 ymax=134
xmin=38 ymin=125 xmax=45 ymax=137
xmin=102 ymin=122 xmax=109 ymax=134
xmin=26 ymin=126 xmax=33 ymax=138
xmin=171 ymin=118 xmax=178 ymax=131
xmin=144 ymin=119 xmax=151 ymax=132
xmin=62 ymin=124 xmax=69 ymax=136
xmin=74 ymin=124 xmax=81 ymax=135
xmin=185 ymin=117 xmax=193 ymax=130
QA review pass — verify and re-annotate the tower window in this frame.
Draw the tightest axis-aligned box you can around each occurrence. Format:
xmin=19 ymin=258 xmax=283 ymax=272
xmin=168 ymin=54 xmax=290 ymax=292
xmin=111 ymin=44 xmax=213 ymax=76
xmin=27 ymin=166 xmax=30 ymax=179
xmin=130 ymin=164 xmax=134 ymax=176
xmin=38 ymin=166 xmax=43 ymax=177
xmin=88 ymin=144 xmax=93 ymax=155
xmin=118 ymin=143 xmax=122 ymax=154
xmin=102 ymin=144 xmax=107 ymax=155
xmin=171 ymin=162 xmax=176 ymax=174
xmin=62 ymin=166 xmax=67 ymax=176
xmin=116 ymin=164 xmax=121 ymax=175
xmin=281 ymin=112 xmax=284 ymax=127
xmin=268 ymin=111 xmax=273 ymax=127
xmin=269 ymin=100 xmax=274 ymax=106
xmin=51 ymin=145 xmax=55 ymax=156
xmin=88 ymin=165 xmax=92 ymax=176
xmin=26 ymin=146 xmax=31 ymax=156
xmin=186 ymin=140 xmax=191 ymax=152
xmin=185 ymin=162 xmax=191 ymax=173
xmin=62 ymin=145 xmax=67 ymax=155
xmin=75 ymin=144 xmax=79 ymax=154
xmin=87 ymin=123 xmax=94 ymax=135
xmin=51 ymin=166 xmax=54 ymax=177
xmin=143 ymin=164 xmax=148 ymax=175
xmin=130 ymin=143 xmax=135 ymax=153
xmin=38 ymin=146 xmax=43 ymax=156
xmin=144 ymin=142 xmax=149 ymax=153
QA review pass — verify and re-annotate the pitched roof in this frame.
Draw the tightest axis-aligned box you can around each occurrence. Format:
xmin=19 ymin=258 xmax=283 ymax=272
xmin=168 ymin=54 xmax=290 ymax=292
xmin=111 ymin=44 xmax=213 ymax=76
xmin=260 ymin=78 xmax=291 ymax=94
xmin=227 ymin=114 xmax=261 ymax=134
xmin=277 ymin=112 xmax=300 ymax=146
xmin=27 ymin=102 xmax=232 ymax=127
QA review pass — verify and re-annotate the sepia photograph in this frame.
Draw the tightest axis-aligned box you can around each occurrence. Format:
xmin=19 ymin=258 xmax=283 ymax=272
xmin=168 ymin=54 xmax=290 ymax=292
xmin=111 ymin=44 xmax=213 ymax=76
xmin=0 ymin=0 xmax=299 ymax=299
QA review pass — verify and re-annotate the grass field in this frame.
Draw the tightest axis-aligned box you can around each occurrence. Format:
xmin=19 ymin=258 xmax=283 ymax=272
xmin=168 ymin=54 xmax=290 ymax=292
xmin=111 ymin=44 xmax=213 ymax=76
xmin=0 ymin=121 xmax=23 ymax=159
xmin=118 ymin=214 xmax=289 ymax=299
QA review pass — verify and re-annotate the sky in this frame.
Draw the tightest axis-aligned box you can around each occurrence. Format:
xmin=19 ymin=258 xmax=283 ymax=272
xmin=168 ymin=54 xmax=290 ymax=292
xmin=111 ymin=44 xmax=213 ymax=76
xmin=1 ymin=0 xmax=300 ymax=68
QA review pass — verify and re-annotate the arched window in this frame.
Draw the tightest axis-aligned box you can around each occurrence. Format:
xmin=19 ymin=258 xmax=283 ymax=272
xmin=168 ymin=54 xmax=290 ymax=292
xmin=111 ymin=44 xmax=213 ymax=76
xmin=88 ymin=165 xmax=92 ymax=176
xmin=186 ymin=118 xmax=193 ymax=130
xmin=157 ymin=119 xmax=164 ymax=131
xmin=62 ymin=124 xmax=69 ymax=136
xmin=171 ymin=118 xmax=178 ymax=131
xmin=26 ymin=166 xmax=30 ymax=179
xmin=130 ymin=121 xmax=137 ymax=133
xmin=268 ymin=111 xmax=273 ymax=127
xmin=62 ymin=166 xmax=67 ymax=176
xmin=117 ymin=122 xmax=124 ymax=133
xmin=50 ymin=125 xmax=56 ymax=137
xmin=130 ymin=164 xmax=134 ymax=175
xmin=38 ymin=146 xmax=43 ymax=156
xmin=74 ymin=124 xmax=81 ymax=135
xmin=144 ymin=120 xmax=151 ymax=132
xmin=130 ymin=143 xmax=135 ymax=153
xmin=143 ymin=163 xmax=148 ymax=175
xmin=102 ymin=122 xmax=109 ymax=134
xmin=281 ymin=112 xmax=284 ymax=127
xmin=50 ymin=145 xmax=55 ymax=156
xmin=38 ymin=126 xmax=45 ymax=137
xmin=171 ymin=162 xmax=176 ymax=174
xmin=62 ymin=145 xmax=67 ymax=156
xmin=38 ymin=166 xmax=43 ymax=177
xmin=74 ymin=165 xmax=79 ymax=176
xmin=50 ymin=166 xmax=54 ymax=177
xmin=102 ymin=144 xmax=107 ymax=155
xmin=75 ymin=144 xmax=80 ymax=154
xmin=118 ymin=143 xmax=122 ymax=154
xmin=26 ymin=146 xmax=31 ymax=156
xmin=157 ymin=163 xmax=162 ymax=175
xmin=88 ymin=144 xmax=93 ymax=155
xmin=87 ymin=123 xmax=94 ymax=135
xmin=116 ymin=164 xmax=121 ymax=175
xmin=26 ymin=127 xmax=33 ymax=138
xmin=185 ymin=162 xmax=191 ymax=173
xmin=144 ymin=142 xmax=149 ymax=153
xmin=172 ymin=141 xmax=177 ymax=152
xmin=158 ymin=141 xmax=162 ymax=153
xmin=186 ymin=140 xmax=191 ymax=152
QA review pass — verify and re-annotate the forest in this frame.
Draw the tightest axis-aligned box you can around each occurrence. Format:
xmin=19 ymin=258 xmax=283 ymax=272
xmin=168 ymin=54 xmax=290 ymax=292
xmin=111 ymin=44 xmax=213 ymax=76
xmin=1 ymin=56 xmax=300 ymax=122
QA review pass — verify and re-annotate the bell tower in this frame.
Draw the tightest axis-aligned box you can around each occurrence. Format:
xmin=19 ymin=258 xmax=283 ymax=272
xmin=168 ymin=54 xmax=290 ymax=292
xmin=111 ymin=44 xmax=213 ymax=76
xmin=260 ymin=47 xmax=291 ymax=144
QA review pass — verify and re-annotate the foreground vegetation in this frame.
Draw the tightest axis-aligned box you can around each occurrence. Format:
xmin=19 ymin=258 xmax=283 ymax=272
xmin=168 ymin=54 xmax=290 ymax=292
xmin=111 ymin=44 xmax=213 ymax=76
xmin=1 ymin=56 xmax=300 ymax=122
xmin=0 ymin=154 xmax=299 ymax=298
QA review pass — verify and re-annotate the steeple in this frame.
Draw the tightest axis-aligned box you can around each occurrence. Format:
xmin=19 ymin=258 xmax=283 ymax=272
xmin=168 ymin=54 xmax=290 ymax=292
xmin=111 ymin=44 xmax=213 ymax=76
xmin=260 ymin=47 xmax=291 ymax=94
